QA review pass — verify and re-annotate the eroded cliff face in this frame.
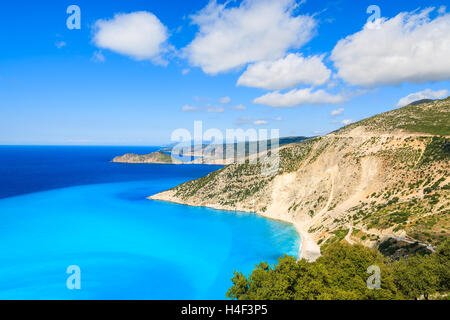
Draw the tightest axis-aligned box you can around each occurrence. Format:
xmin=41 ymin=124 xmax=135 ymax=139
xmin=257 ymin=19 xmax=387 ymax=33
xmin=150 ymin=99 xmax=450 ymax=260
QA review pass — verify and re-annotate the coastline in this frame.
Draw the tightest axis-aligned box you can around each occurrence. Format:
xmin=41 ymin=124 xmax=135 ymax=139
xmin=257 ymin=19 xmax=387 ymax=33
xmin=111 ymin=160 xmax=228 ymax=166
xmin=149 ymin=194 xmax=321 ymax=261
xmin=293 ymin=222 xmax=321 ymax=261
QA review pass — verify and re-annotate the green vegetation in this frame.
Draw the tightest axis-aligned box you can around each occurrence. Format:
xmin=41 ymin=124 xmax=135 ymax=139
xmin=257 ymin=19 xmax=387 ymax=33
xmin=376 ymin=146 xmax=421 ymax=169
xmin=154 ymin=151 xmax=174 ymax=163
xmin=336 ymin=98 xmax=450 ymax=136
xmin=320 ymin=227 xmax=349 ymax=251
xmin=158 ymin=99 xmax=449 ymax=288
xmin=227 ymin=240 xmax=450 ymax=300
xmin=174 ymin=167 xmax=224 ymax=199
xmin=420 ymin=136 xmax=450 ymax=165
xmin=279 ymin=139 xmax=315 ymax=173
xmin=163 ymin=136 xmax=309 ymax=160
xmin=350 ymin=186 xmax=449 ymax=244
xmin=112 ymin=151 xmax=175 ymax=163
xmin=392 ymin=239 xmax=450 ymax=300
xmin=172 ymin=159 xmax=275 ymax=206
xmin=378 ymin=238 xmax=431 ymax=258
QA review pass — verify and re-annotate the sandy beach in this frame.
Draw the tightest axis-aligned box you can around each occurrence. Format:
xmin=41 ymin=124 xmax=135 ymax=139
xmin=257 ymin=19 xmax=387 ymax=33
xmin=294 ymin=222 xmax=321 ymax=262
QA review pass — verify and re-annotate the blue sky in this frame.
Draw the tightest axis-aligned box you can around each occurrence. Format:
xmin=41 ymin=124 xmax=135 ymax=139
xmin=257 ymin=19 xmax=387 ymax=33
xmin=0 ymin=0 xmax=449 ymax=145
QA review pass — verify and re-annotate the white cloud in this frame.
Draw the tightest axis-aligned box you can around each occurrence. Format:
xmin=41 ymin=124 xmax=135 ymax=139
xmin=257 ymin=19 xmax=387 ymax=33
xmin=219 ymin=96 xmax=231 ymax=104
xmin=193 ymin=96 xmax=210 ymax=102
xmin=207 ymin=106 xmax=225 ymax=113
xmin=341 ymin=119 xmax=353 ymax=125
xmin=237 ymin=53 xmax=331 ymax=90
xmin=331 ymin=8 xmax=450 ymax=87
xmin=253 ymin=120 xmax=269 ymax=125
xmin=91 ymin=51 xmax=105 ymax=63
xmin=235 ymin=117 xmax=252 ymax=125
xmin=274 ymin=117 xmax=282 ymax=121
xmin=330 ymin=108 xmax=344 ymax=117
xmin=93 ymin=11 xmax=170 ymax=65
xmin=232 ymin=104 xmax=246 ymax=111
xmin=253 ymin=88 xmax=347 ymax=107
xmin=181 ymin=68 xmax=190 ymax=75
xmin=55 ymin=41 xmax=67 ymax=49
xmin=181 ymin=105 xmax=199 ymax=112
xmin=184 ymin=0 xmax=317 ymax=74
xmin=395 ymin=89 xmax=448 ymax=107
xmin=181 ymin=104 xmax=224 ymax=113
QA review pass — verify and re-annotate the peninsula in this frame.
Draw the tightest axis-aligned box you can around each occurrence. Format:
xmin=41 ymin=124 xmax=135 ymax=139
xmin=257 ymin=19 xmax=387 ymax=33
xmin=112 ymin=151 xmax=180 ymax=164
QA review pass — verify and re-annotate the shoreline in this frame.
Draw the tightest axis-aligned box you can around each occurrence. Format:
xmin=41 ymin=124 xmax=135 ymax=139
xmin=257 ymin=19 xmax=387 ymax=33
xmin=293 ymin=222 xmax=321 ymax=262
xmin=112 ymin=160 xmax=227 ymax=166
xmin=149 ymin=194 xmax=321 ymax=261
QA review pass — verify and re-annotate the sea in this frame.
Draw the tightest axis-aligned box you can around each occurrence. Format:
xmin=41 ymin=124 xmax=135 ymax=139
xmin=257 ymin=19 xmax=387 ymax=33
xmin=0 ymin=146 xmax=300 ymax=299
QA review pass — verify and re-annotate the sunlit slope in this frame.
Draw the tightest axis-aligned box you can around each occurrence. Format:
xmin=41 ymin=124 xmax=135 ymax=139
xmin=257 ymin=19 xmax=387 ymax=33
xmin=151 ymin=98 xmax=450 ymax=259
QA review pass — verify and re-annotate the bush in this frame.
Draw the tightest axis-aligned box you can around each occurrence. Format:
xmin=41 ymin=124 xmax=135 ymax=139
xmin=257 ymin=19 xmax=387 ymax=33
xmin=227 ymin=242 xmax=400 ymax=300
xmin=227 ymin=240 xmax=450 ymax=300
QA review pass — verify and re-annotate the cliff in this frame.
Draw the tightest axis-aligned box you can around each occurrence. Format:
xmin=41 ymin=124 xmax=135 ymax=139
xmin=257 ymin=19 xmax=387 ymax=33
xmin=150 ymin=98 xmax=450 ymax=261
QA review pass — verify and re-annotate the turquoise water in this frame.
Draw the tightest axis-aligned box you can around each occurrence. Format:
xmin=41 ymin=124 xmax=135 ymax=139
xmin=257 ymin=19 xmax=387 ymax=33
xmin=0 ymin=147 xmax=300 ymax=299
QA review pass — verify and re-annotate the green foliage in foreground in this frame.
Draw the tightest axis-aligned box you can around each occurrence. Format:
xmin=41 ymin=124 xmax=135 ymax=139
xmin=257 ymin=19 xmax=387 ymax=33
xmin=227 ymin=240 xmax=450 ymax=300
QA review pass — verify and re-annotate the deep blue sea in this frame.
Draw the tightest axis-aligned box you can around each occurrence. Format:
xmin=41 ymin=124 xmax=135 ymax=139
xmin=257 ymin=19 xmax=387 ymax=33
xmin=0 ymin=146 xmax=300 ymax=300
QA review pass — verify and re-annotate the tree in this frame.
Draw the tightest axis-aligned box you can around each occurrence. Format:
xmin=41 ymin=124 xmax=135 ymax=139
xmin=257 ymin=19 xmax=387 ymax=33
xmin=316 ymin=242 xmax=399 ymax=300
xmin=227 ymin=242 xmax=400 ymax=300
xmin=434 ymin=238 xmax=450 ymax=293
xmin=392 ymin=239 xmax=450 ymax=300
xmin=392 ymin=254 xmax=440 ymax=300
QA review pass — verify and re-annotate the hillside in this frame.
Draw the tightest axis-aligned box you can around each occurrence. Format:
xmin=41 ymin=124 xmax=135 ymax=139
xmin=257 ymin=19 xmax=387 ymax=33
xmin=150 ymin=98 xmax=450 ymax=261
xmin=336 ymin=97 xmax=450 ymax=136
